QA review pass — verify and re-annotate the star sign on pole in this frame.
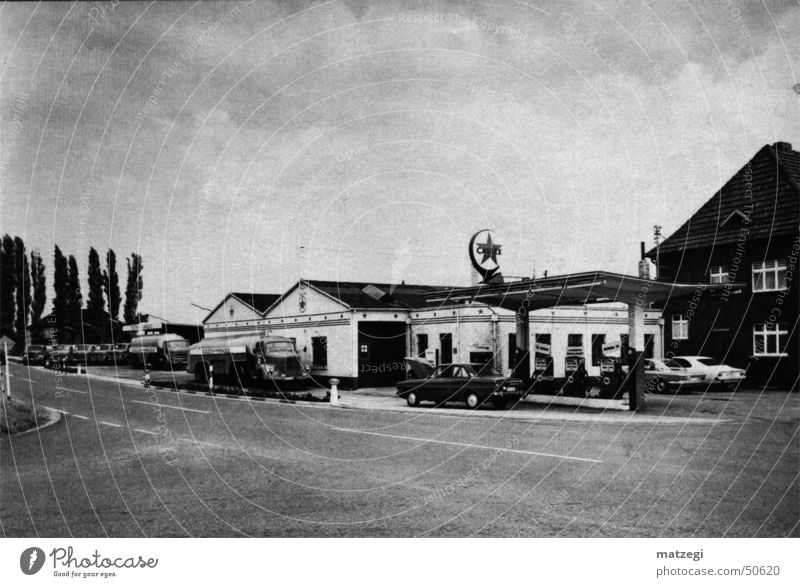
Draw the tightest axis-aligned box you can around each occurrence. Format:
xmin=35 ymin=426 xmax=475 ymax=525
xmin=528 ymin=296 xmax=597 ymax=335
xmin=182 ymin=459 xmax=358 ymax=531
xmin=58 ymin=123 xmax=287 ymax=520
xmin=477 ymin=234 xmax=501 ymax=264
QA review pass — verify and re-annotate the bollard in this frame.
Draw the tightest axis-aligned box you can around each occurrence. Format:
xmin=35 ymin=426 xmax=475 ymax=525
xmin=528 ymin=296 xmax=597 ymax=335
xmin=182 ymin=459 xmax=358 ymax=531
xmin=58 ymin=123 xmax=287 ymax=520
xmin=329 ymin=378 xmax=340 ymax=405
xmin=76 ymin=364 xmax=82 ymax=375
xmin=208 ymin=364 xmax=214 ymax=392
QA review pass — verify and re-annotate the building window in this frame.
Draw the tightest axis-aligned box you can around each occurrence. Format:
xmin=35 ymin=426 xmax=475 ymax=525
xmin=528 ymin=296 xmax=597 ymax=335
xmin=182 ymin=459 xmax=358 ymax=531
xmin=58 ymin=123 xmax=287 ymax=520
xmin=752 ymin=260 xmax=787 ymax=292
xmin=416 ymin=334 xmax=428 ymax=358
xmin=710 ymin=265 xmax=729 ymax=284
xmin=566 ymin=333 xmax=583 ymax=356
xmin=672 ymin=315 xmax=689 ymax=340
xmin=311 ymin=336 xmax=327 ymax=367
xmin=591 ymin=334 xmax=605 ymax=366
xmin=753 ymin=323 xmax=788 ymax=356
xmin=508 ymin=333 xmax=517 ymax=369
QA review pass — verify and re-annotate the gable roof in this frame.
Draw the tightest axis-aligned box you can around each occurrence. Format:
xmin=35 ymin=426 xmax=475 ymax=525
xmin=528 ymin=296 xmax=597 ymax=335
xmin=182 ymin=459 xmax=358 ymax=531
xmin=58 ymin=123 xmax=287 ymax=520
xmin=229 ymin=292 xmax=282 ymax=314
xmin=203 ymin=292 xmax=281 ymax=323
xmin=305 ymin=280 xmax=464 ymax=310
xmin=649 ymin=142 xmax=800 ymax=256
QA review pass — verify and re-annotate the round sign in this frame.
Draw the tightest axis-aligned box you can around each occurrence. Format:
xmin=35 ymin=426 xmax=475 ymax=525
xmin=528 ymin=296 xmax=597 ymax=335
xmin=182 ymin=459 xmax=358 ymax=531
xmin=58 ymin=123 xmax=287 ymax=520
xmin=469 ymin=229 xmax=502 ymax=281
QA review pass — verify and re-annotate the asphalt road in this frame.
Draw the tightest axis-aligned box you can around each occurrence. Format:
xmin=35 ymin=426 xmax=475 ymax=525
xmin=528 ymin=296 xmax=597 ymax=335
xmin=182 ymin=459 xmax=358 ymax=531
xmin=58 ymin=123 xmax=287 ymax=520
xmin=2 ymin=362 xmax=798 ymax=537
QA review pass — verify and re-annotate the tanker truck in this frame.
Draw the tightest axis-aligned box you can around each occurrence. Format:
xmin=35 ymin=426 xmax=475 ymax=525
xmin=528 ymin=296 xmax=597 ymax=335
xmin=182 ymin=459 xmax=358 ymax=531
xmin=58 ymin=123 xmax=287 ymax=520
xmin=128 ymin=333 xmax=190 ymax=369
xmin=187 ymin=334 xmax=308 ymax=386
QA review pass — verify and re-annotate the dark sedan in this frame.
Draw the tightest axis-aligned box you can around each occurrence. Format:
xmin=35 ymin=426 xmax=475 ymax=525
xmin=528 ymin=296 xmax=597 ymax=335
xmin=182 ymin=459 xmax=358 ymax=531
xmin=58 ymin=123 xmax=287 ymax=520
xmin=47 ymin=345 xmax=74 ymax=366
xmin=396 ymin=359 xmax=524 ymax=409
xmin=71 ymin=344 xmax=95 ymax=365
xmin=22 ymin=345 xmax=48 ymax=365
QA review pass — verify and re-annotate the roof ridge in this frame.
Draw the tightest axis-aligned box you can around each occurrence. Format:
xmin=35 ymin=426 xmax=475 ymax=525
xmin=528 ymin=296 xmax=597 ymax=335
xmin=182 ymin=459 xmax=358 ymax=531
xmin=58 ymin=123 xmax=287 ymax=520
xmin=646 ymin=143 xmax=799 ymax=257
xmin=767 ymin=142 xmax=800 ymax=194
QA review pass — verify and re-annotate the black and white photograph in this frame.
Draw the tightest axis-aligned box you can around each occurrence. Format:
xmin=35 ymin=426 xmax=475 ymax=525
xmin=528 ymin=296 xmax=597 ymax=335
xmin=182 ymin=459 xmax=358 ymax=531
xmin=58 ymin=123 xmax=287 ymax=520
xmin=0 ymin=0 xmax=798 ymax=583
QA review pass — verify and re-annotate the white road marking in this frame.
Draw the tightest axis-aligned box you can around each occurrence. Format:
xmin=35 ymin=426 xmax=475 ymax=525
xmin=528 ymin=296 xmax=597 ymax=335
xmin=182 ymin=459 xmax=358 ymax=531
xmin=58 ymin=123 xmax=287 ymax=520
xmin=58 ymin=387 xmax=88 ymax=394
xmin=71 ymin=414 xmax=90 ymax=420
xmin=98 ymin=420 xmax=123 ymax=428
xmin=178 ymin=438 xmax=222 ymax=449
xmin=40 ymin=406 xmax=68 ymax=414
xmin=133 ymin=428 xmax=159 ymax=436
xmin=17 ymin=377 xmax=35 ymax=383
xmin=128 ymin=399 xmax=209 ymax=414
xmin=331 ymin=427 xmax=602 ymax=464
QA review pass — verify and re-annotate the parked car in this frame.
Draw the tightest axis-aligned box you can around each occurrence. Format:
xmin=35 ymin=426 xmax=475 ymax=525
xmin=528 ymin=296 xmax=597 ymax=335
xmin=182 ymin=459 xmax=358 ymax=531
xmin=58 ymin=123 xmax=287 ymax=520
xmin=644 ymin=358 xmax=704 ymax=393
xmin=396 ymin=359 xmax=524 ymax=409
xmin=90 ymin=344 xmax=114 ymax=364
xmin=672 ymin=356 xmax=747 ymax=390
xmin=71 ymin=344 xmax=96 ymax=365
xmin=22 ymin=345 xmax=48 ymax=365
xmin=47 ymin=345 xmax=74 ymax=365
xmin=111 ymin=343 xmax=129 ymax=363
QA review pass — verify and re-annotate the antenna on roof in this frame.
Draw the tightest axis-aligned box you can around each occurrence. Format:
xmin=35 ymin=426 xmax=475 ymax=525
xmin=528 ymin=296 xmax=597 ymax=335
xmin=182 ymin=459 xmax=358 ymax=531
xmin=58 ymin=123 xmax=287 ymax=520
xmin=653 ymin=225 xmax=663 ymax=279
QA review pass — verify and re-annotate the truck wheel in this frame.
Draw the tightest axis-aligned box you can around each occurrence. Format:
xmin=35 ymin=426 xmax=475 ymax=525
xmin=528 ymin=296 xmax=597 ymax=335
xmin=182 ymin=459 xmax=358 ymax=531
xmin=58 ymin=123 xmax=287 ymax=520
xmin=656 ymin=378 xmax=669 ymax=393
xmin=407 ymin=392 xmax=419 ymax=407
xmin=465 ymin=392 xmax=479 ymax=409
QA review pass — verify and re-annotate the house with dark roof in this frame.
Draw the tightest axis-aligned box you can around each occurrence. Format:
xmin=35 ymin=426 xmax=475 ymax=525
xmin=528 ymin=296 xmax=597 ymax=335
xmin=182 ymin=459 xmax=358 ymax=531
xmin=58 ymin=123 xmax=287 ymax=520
xmin=202 ymin=278 xmax=662 ymax=388
xmin=647 ymin=142 xmax=799 ymax=390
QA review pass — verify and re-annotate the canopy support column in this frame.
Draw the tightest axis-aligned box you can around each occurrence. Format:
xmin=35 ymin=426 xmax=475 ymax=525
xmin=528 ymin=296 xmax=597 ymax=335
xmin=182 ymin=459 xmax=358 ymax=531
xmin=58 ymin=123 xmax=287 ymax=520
xmin=514 ymin=310 xmax=531 ymax=387
xmin=627 ymin=302 xmax=646 ymax=411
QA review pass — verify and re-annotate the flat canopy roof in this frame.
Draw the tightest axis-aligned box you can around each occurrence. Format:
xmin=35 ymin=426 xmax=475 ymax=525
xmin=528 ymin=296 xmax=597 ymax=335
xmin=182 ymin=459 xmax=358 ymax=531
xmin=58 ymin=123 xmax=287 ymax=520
xmin=426 ymin=270 xmax=733 ymax=311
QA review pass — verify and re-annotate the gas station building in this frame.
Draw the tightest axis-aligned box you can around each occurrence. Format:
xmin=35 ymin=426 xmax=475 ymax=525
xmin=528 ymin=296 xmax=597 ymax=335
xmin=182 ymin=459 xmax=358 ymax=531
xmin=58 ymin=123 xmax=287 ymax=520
xmin=201 ymin=231 xmax=724 ymax=410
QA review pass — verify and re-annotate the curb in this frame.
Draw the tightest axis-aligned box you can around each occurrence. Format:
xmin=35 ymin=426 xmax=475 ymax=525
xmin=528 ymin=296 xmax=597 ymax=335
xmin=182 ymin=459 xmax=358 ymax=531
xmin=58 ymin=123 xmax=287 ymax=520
xmin=19 ymin=365 xmax=727 ymax=425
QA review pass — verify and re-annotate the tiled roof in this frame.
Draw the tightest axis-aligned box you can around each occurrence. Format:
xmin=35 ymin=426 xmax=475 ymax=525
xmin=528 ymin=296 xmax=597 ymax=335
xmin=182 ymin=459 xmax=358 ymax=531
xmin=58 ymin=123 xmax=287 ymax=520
xmin=305 ymin=280 xmax=462 ymax=309
xmin=229 ymin=292 xmax=282 ymax=314
xmin=649 ymin=142 xmax=800 ymax=256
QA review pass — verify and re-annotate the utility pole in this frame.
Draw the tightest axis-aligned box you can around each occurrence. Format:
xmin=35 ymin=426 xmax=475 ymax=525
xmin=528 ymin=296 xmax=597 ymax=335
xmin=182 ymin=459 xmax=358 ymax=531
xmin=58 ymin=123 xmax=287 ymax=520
xmin=2 ymin=336 xmax=12 ymax=399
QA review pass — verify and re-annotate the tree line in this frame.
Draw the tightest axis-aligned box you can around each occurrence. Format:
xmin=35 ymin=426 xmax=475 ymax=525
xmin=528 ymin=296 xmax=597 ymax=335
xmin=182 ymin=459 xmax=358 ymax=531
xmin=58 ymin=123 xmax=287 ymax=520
xmin=0 ymin=234 xmax=144 ymax=347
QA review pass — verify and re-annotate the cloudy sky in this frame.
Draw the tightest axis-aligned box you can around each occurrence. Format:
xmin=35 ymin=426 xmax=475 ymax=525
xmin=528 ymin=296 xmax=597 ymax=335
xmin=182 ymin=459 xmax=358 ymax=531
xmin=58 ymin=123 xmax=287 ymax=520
xmin=1 ymin=0 xmax=798 ymax=323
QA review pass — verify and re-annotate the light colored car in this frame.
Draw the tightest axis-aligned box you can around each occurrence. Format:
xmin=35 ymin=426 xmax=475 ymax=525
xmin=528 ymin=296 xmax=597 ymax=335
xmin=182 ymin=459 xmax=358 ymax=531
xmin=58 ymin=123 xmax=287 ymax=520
xmin=644 ymin=358 xmax=705 ymax=393
xmin=672 ymin=356 xmax=746 ymax=390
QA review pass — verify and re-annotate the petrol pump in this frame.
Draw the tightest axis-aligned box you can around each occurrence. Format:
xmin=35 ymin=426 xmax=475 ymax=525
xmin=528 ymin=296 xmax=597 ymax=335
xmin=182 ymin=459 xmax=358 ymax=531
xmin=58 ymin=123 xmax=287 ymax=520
xmin=562 ymin=355 xmax=588 ymax=397
xmin=531 ymin=336 xmax=554 ymax=393
xmin=598 ymin=339 xmax=629 ymax=399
